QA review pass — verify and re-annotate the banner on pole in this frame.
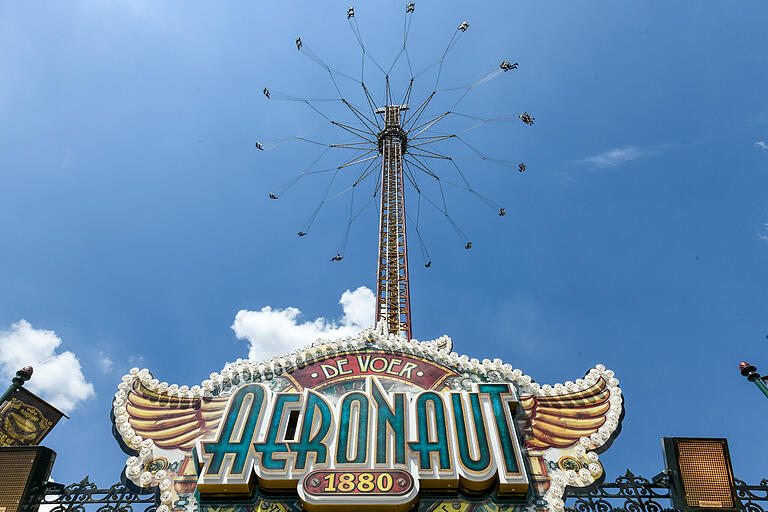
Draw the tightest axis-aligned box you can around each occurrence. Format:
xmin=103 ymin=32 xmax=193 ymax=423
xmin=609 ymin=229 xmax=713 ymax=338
xmin=0 ymin=387 xmax=67 ymax=447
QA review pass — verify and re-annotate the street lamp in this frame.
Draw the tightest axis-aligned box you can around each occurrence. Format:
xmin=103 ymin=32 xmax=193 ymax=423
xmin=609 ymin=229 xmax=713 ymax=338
xmin=738 ymin=361 xmax=768 ymax=400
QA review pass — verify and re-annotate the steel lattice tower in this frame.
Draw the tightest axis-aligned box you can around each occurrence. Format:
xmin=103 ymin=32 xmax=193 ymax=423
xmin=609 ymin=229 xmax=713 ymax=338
xmin=376 ymin=105 xmax=412 ymax=340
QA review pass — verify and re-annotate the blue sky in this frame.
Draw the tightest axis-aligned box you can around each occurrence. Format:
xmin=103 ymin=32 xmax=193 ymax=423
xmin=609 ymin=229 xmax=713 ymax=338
xmin=2 ymin=0 xmax=768 ymax=488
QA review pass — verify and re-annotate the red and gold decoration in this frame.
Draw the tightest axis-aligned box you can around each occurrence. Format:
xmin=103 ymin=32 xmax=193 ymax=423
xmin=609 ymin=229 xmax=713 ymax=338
xmin=111 ymin=323 xmax=624 ymax=512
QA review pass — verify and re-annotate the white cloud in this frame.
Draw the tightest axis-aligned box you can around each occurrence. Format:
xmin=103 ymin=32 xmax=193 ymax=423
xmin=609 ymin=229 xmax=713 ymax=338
xmin=128 ymin=354 xmax=145 ymax=367
xmin=759 ymin=224 xmax=768 ymax=241
xmin=755 ymin=141 xmax=768 ymax=150
xmin=98 ymin=351 xmax=114 ymax=373
xmin=581 ymin=146 xmax=657 ymax=168
xmin=0 ymin=320 xmax=95 ymax=413
xmin=232 ymin=286 xmax=375 ymax=360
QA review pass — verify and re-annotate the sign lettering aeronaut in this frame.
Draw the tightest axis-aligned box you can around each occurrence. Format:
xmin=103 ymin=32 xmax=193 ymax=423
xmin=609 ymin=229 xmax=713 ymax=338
xmin=194 ymin=377 xmax=529 ymax=507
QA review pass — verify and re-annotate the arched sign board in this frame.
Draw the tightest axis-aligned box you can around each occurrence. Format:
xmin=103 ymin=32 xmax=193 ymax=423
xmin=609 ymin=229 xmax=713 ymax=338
xmin=112 ymin=324 xmax=624 ymax=512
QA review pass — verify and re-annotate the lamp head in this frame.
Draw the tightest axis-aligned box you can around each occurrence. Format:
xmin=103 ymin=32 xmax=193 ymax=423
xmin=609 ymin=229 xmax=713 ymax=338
xmin=12 ymin=366 xmax=33 ymax=386
xmin=739 ymin=361 xmax=756 ymax=376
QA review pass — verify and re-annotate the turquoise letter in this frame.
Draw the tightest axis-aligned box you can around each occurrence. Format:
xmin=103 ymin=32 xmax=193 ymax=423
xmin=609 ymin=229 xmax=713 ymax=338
xmin=407 ymin=392 xmax=451 ymax=471
xmin=292 ymin=391 xmax=334 ymax=470
xmin=253 ymin=393 xmax=300 ymax=471
xmin=477 ymin=384 xmax=519 ymax=474
xmin=372 ymin=384 xmax=406 ymax=465
xmin=451 ymin=393 xmax=492 ymax=473
xmin=200 ymin=384 xmax=265 ymax=476
xmin=336 ymin=392 xmax=370 ymax=464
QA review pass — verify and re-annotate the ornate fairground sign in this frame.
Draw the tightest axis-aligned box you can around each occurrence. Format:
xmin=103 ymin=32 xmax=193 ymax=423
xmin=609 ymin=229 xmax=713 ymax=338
xmin=111 ymin=323 xmax=624 ymax=512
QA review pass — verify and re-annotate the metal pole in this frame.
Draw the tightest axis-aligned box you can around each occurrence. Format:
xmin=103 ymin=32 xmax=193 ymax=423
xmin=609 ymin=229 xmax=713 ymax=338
xmin=754 ymin=375 xmax=768 ymax=400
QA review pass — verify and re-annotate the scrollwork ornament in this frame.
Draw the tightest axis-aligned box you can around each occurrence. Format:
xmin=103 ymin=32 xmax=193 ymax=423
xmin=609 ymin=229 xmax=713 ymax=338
xmin=625 ymin=497 xmax=667 ymax=512
xmin=742 ymin=501 xmax=766 ymax=512
xmin=566 ymin=471 xmax=768 ymax=512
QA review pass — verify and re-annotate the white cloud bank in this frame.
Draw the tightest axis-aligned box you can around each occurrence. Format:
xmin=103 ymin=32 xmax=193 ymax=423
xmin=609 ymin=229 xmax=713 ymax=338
xmin=232 ymin=286 xmax=375 ymax=361
xmin=755 ymin=141 xmax=768 ymax=150
xmin=0 ymin=320 xmax=95 ymax=413
xmin=581 ymin=146 xmax=658 ymax=168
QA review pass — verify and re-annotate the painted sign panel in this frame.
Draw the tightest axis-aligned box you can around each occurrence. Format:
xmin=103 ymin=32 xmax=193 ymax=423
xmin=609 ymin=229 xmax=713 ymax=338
xmin=0 ymin=387 xmax=66 ymax=447
xmin=286 ymin=351 xmax=456 ymax=391
xmin=111 ymin=324 xmax=624 ymax=512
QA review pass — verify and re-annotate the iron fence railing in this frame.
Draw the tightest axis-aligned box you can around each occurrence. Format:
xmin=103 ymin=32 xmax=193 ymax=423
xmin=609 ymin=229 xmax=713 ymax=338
xmin=564 ymin=470 xmax=768 ymax=512
xmin=29 ymin=471 xmax=768 ymax=512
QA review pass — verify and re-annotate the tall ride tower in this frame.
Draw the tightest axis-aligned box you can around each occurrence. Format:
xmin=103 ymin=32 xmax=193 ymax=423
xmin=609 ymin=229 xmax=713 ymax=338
xmin=261 ymin=7 xmax=528 ymax=343
xmin=376 ymin=105 xmax=412 ymax=340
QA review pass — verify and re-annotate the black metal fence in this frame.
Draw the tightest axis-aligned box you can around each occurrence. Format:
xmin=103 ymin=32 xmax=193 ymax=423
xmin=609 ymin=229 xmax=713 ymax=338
xmin=565 ymin=470 xmax=768 ymax=512
xmin=30 ymin=471 xmax=768 ymax=512
xmin=34 ymin=478 xmax=157 ymax=512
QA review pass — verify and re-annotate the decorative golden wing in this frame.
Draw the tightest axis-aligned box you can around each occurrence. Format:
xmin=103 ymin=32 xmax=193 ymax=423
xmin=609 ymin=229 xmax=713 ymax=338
xmin=518 ymin=377 xmax=610 ymax=451
xmin=125 ymin=383 xmax=230 ymax=451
